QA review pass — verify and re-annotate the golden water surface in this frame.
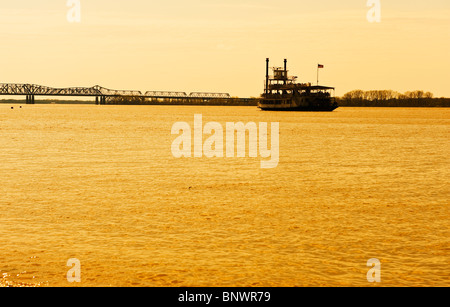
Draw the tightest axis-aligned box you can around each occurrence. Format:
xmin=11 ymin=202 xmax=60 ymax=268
xmin=0 ymin=105 xmax=448 ymax=287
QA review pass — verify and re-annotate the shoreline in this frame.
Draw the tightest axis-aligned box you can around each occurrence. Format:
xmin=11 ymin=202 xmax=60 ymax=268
xmin=1 ymin=99 xmax=449 ymax=108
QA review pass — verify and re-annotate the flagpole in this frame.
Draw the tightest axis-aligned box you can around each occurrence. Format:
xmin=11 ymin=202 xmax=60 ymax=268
xmin=317 ymin=64 xmax=324 ymax=85
xmin=317 ymin=64 xmax=319 ymax=86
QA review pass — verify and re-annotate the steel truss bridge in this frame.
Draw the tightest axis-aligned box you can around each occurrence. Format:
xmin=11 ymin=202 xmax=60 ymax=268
xmin=0 ymin=83 xmax=236 ymax=104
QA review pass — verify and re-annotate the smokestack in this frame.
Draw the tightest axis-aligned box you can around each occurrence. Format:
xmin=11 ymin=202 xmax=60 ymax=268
xmin=284 ymin=59 xmax=287 ymax=84
xmin=266 ymin=58 xmax=270 ymax=94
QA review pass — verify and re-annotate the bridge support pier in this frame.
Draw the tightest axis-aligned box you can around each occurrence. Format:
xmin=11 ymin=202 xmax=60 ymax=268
xmin=26 ymin=95 xmax=35 ymax=104
xmin=96 ymin=96 xmax=106 ymax=105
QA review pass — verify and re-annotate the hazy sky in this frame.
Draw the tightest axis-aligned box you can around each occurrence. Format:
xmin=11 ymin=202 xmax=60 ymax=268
xmin=1 ymin=0 xmax=449 ymax=97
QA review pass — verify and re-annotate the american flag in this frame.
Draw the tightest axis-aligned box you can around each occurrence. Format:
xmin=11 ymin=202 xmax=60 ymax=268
xmin=318 ymin=64 xmax=324 ymax=68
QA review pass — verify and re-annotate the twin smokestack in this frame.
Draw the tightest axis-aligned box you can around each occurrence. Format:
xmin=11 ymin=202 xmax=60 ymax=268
xmin=265 ymin=58 xmax=288 ymax=93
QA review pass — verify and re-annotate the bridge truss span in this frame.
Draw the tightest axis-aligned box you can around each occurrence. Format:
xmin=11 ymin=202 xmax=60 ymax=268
xmin=145 ymin=91 xmax=188 ymax=98
xmin=0 ymin=83 xmax=234 ymax=104
xmin=189 ymin=92 xmax=231 ymax=99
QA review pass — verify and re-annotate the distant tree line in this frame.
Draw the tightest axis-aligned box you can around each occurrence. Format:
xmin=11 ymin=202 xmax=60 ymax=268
xmin=338 ymin=90 xmax=450 ymax=107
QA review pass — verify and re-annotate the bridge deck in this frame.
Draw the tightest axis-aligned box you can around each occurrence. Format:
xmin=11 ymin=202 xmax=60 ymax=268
xmin=0 ymin=83 xmax=232 ymax=99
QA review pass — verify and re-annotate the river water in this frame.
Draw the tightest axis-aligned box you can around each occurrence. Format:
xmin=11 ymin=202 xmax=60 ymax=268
xmin=0 ymin=105 xmax=448 ymax=287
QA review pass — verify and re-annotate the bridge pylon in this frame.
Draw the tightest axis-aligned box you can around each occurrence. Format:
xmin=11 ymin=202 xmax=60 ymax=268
xmin=96 ymin=96 xmax=106 ymax=105
xmin=26 ymin=95 xmax=35 ymax=104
